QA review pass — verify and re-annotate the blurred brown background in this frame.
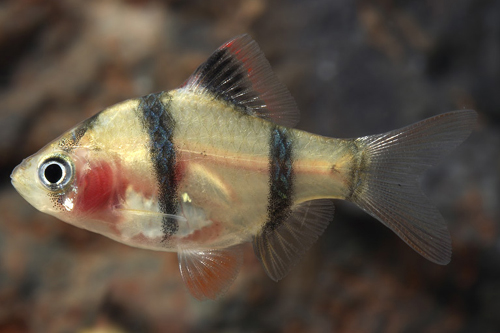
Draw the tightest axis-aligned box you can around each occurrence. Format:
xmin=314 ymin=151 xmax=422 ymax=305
xmin=0 ymin=0 xmax=499 ymax=332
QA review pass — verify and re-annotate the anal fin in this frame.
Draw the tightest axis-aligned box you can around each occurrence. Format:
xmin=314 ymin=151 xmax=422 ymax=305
xmin=178 ymin=244 xmax=244 ymax=300
xmin=253 ymin=199 xmax=334 ymax=281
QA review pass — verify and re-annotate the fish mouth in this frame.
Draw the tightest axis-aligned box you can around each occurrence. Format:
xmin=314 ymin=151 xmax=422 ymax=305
xmin=10 ymin=164 xmax=21 ymax=187
xmin=11 ymin=163 xmax=20 ymax=179
xmin=10 ymin=157 xmax=33 ymax=191
xmin=10 ymin=166 xmax=26 ymax=195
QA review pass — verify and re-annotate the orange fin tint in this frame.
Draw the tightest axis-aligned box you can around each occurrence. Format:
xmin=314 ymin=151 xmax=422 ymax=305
xmin=178 ymin=245 xmax=244 ymax=300
xmin=184 ymin=34 xmax=300 ymax=127
xmin=253 ymin=199 xmax=334 ymax=281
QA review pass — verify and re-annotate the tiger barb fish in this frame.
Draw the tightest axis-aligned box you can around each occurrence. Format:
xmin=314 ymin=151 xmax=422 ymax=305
xmin=11 ymin=35 xmax=477 ymax=300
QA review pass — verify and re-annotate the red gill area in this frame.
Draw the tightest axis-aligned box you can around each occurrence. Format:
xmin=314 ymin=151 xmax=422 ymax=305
xmin=75 ymin=160 xmax=118 ymax=214
xmin=75 ymin=158 xmax=162 ymax=215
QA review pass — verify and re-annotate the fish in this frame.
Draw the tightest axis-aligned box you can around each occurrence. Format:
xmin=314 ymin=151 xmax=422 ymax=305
xmin=11 ymin=34 xmax=476 ymax=300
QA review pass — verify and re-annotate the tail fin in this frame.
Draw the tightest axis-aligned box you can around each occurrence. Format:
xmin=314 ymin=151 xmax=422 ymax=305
xmin=350 ymin=110 xmax=477 ymax=264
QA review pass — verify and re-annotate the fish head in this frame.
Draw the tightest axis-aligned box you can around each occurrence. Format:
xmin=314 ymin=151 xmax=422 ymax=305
xmin=10 ymin=116 xmax=107 ymax=227
xmin=11 ymin=135 xmax=83 ymax=219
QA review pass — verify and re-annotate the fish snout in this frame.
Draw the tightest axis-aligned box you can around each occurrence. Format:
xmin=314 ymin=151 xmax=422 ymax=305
xmin=10 ymin=157 xmax=34 ymax=190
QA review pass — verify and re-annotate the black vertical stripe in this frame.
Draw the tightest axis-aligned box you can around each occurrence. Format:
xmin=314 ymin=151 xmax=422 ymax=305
xmin=139 ymin=92 xmax=179 ymax=239
xmin=265 ymin=126 xmax=294 ymax=232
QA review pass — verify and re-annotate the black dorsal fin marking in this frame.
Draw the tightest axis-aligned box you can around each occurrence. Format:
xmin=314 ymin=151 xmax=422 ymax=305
xmin=183 ymin=34 xmax=300 ymax=127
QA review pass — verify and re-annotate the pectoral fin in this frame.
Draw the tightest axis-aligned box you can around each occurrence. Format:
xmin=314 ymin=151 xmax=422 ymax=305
xmin=183 ymin=163 xmax=232 ymax=204
xmin=178 ymin=245 xmax=244 ymax=300
xmin=253 ymin=199 xmax=334 ymax=281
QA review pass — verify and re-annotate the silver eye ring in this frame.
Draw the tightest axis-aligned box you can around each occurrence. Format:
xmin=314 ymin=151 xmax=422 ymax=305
xmin=38 ymin=155 xmax=74 ymax=191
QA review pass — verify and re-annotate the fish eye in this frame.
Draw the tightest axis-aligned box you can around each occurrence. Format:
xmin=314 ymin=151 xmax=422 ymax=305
xmin=38 ymin=155 xmax=74 ymax=191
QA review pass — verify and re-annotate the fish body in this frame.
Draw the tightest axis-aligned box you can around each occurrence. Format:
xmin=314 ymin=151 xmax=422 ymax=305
xmin=11 ymin=35 xmax=476 ymax=300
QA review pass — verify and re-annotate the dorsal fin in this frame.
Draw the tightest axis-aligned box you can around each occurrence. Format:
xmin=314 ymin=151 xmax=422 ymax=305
xmin=183 ymin=34 xmax=300 ymax=127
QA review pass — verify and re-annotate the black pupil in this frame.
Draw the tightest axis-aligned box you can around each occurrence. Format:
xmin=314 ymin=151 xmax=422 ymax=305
xmin=45 ymin=163 xmax=63 ymax=184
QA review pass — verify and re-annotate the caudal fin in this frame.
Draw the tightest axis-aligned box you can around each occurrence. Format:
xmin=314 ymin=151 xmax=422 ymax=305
xmin=350 ymin=110 xmax=477 ymax=264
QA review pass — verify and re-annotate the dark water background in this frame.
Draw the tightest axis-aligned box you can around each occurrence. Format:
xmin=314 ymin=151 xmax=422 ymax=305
xmin=0 ymin=0 xmax=499 ymax=332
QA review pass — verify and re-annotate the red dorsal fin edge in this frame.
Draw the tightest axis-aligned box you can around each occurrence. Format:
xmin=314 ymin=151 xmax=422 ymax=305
xmin=183 ymin=34 xmax=300 ymax=127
